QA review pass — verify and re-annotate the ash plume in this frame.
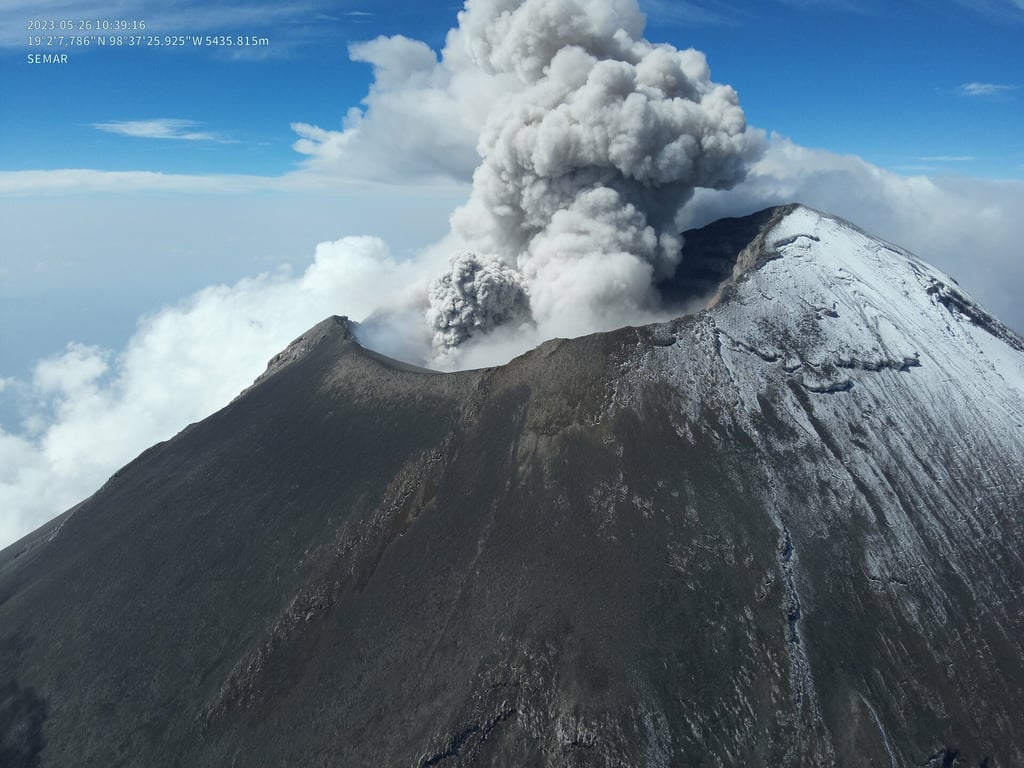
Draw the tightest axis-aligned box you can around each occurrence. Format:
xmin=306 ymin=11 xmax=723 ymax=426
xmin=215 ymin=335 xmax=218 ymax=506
xmin=426 ymin=0 xmax=761 ymax=357
xmin=427 ymin=252 xmax=530 ymax=355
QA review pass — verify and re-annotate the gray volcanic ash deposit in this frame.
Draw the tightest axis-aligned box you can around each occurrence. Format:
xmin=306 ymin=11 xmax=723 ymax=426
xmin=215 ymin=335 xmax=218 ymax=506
xmin=2 ymin=206 xmax=1023 ymax=767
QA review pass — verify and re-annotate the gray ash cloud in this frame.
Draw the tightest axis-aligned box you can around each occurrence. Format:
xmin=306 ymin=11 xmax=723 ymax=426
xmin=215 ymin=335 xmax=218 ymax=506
xmin=424 ymin=0 xmax=761 ymax=356
xmin=427 ymin=252 xmax=530 ymax=355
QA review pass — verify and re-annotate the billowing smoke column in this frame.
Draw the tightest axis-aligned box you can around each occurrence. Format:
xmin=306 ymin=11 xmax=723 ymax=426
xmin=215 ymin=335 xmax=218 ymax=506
xmin=428 ymin=0 xmax=760 ymax=357
xmin=427 ymin=252 xmax=530 ymax=351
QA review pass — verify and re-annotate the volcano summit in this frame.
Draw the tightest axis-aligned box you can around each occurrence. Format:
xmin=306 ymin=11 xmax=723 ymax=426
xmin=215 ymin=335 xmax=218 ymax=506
xmin=1 ymin=205 xmax=1023 ymax=767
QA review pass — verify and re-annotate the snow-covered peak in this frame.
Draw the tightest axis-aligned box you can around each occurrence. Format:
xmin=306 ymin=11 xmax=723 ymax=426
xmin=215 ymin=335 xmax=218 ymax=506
xmin=709 ymin=204 xmax=1024 ymax=404
xmin=624 ymin=201 xmax=1024 ymax=581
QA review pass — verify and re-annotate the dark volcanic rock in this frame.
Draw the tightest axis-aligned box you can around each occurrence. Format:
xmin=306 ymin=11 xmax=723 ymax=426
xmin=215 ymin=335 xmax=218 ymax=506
xmin=658 ymin=204 xmax=798 ymax=307
xmin=2 ymin=206 xmax=1023 ymax=767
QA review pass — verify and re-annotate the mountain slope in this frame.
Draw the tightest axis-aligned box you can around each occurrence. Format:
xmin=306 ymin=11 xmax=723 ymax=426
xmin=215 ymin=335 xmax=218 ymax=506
xmin=1 ymin=205 xmax=1023 ymax=767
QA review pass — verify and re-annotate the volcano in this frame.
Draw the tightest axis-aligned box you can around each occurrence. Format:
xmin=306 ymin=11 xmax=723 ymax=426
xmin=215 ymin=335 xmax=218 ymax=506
xmin=2 ymin=205 xmax=1022 ymax=767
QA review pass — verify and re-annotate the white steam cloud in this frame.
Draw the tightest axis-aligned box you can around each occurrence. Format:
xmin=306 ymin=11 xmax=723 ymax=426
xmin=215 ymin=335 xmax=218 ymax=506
xmin=0 ymin=237 xmax=419 ymax=548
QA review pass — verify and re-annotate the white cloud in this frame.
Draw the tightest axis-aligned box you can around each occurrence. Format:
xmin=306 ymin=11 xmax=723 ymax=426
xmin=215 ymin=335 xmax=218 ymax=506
xmin=0 ymin=234 xmax=439 ymax=548
xmin=32 ymin=343 xmax=109 ymax=395
xmin=92 ymin=119 xmax=233 ymax=143
xmin=289 ymin=31 xmax=502 ymax=184
xmin=0 ymin=168 xmax=468 ymax=195
xmin=779 ymin=0 xmax=1024 ymax=18
xmin=919 ymin=155 xmax=974 ymax=162
xmin=638 ymin=0 xmax=738 ymax=25
xmin=773 ymin=0 xmax=861 ymax=9
xmin=947 ymin=0 xmax=1024 ymax=18
xmin=0 ymin=169 xmax=280 ymax=194
xmin=957 ymin=82 xmax=1020 ymax=97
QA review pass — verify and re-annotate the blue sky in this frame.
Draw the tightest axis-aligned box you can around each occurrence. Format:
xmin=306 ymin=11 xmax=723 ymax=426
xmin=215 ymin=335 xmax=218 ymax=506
xmin=2 ymin=0 xmax=1022 ymax=179
xmin=1 ymin=0 xmax=1024 ymax=547
xmin=2 ymin=1 xmax=459 ymax=175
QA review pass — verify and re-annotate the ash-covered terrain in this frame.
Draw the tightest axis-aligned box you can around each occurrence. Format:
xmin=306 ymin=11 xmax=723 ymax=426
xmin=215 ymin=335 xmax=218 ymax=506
xmin=2 ymin=205 xmax=1023 ymax=767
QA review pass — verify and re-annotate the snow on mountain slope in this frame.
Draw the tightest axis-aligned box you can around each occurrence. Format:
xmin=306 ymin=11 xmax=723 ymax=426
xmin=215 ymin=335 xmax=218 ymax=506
xmin=633 ymin=205 xmax=1024 ymax=479
xmin=616 ymin=205 xmax=1024 ymax=763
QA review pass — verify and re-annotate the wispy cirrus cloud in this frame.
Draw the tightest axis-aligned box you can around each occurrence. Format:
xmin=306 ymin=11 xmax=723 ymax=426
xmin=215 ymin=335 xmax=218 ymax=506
xmin=957 ymin=82 xmax=1020 ymax=97
xmin=948 ymin=0 xmax=1024 ymax=19
xmin=91 ymin=118 xmax=234 ymax=143
xmin=0 ymin=167 xmax=469 ymax=195
xmin=639 ymin=0 xmax=742 ymax=25
xmin=0 ymin=169 xmax=281 ymax=194
xmin=920 ymin=155 xmax=975 ymax=162
xmin=773 ymin=0 xmax=878 ymax=13
xmin=775 ymin=0 xmax=1024 ymax=20
xmin=893 ymin=155 xmax=977 ymax=174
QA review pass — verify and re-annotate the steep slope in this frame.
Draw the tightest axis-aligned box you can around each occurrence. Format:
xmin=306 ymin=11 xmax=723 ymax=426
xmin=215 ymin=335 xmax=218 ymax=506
xmin=1 ymin=206 xmax=1022 ymax=767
